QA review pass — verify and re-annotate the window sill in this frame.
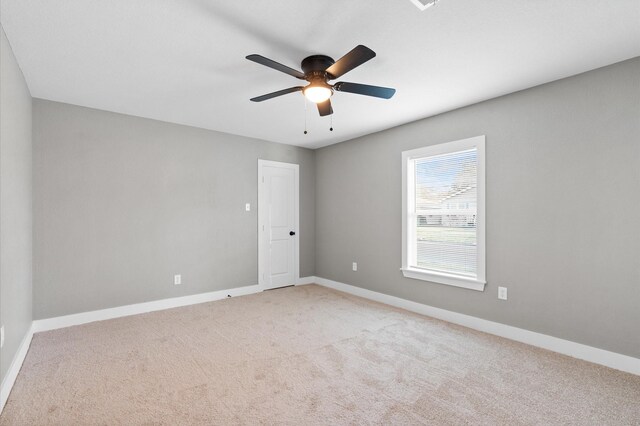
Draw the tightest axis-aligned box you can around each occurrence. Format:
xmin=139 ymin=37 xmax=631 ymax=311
xmin=400 ymin=267 xmax=486 ymax=291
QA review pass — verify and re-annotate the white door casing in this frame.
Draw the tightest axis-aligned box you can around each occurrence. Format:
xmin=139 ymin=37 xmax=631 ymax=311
xmin=258 ymin=160 xmax=299 ymax=290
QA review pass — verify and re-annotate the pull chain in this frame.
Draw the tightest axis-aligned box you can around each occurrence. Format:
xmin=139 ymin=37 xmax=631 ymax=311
xmin=330 ymin=114 xmax=333 ymax=132
xmin=303 ymin=97 xmax=308 ymax=135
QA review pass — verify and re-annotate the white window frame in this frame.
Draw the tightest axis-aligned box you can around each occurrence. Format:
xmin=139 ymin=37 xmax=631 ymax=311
xmin=401 ymin=135 xmax=486 ymax=291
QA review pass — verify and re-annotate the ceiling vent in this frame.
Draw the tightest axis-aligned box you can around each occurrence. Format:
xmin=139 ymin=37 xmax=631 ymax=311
xmin=409 ymin=0 xmax=439 ymax=11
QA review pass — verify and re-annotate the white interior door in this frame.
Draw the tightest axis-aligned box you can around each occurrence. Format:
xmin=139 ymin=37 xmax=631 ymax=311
xmin=258 ymin=160 xmax=299 ymax=290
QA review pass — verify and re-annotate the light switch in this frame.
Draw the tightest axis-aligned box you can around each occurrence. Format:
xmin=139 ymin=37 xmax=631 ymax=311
xmin=245 ymin=203 xmax=251 ymax=212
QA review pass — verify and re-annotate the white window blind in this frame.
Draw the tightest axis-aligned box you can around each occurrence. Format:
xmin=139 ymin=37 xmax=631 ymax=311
xmin=402 ymin=136 xmax=485 ymax=291
xmin=413 ymin=149 xmax=478 ymax=276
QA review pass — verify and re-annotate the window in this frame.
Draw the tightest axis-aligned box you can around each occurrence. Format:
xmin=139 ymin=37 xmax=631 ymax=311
xmin=401 ymin=136 xmax=486 ymax=291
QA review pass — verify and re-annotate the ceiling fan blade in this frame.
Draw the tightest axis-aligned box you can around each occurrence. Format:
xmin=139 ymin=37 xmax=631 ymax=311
xmin=246 ymin=54 xmax=306 ymax=79
xmin=334 ymin=82 xmax=396 ymax=99
xmin=250 ymin=86 xmax=304 ymax=102
xmin=317 ymin=99 xmax=333 ymax=116
xmin=325 ymin=45 xmax=376 ymax=79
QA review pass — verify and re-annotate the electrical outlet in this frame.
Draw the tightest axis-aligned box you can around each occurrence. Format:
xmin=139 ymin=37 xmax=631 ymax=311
xmin=245 ymin=203 xmax=251 ymax=212
xmin=498 ymin=287 xmax=508 ymax=300
xmin=174 ymin=274 xmax=182 ymax=285
xmin=1 ymin=325 xmax=4 ymax=349
xmin=352 ymin=262 xmax=358 ymax=271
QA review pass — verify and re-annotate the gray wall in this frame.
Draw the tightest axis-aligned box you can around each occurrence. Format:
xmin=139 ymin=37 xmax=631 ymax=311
xmin=20 ymin=54 xmax=640 ymax=360
xmin=0 ymin=27 xmax=33 ymax=382
xmin=315 ymin=57 xmax=640 ymax=358
xmin=33 ymin=100 xmax=315 ymax=319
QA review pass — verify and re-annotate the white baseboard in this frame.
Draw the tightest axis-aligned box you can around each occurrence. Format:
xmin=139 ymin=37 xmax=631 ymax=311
xmin=31 ymin=277 xmax=323 ymax=333
xmin=296 ymin=276 xmax=316 ymax=285
xmin=33 ymin=284 xmax=262 ymax=333
xmin=313 ymin=277 xmax=640 ymax=376
xmin=1 ymin=324 xmax=33 ymax=414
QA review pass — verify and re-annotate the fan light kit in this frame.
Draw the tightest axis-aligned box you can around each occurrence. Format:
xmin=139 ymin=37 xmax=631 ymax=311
xmin=246 ymin=45 xmax=395 ymax=133
xmin=303 ymin=84 xmax=332 ymax=104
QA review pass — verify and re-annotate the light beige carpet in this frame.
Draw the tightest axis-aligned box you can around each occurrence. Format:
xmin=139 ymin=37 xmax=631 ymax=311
xmin=1 ymin=284 xmax=639 ymax=425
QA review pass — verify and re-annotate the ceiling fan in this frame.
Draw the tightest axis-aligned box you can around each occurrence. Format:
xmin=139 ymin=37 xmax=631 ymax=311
xmin=246 ymin=45 xmax=396 ymax=117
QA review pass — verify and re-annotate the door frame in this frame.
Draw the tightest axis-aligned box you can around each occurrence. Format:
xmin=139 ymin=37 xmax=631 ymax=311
xmin=257 ymin=159 xmax=300 ymax=290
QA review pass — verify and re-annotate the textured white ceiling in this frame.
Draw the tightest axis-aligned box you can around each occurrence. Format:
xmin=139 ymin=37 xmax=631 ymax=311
xmin=1 ymin=0 xmax=639 ymax=148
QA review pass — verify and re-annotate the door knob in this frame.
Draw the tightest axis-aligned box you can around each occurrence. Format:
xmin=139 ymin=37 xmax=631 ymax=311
xmin=289 ymin=231 xmax=296 ymax=236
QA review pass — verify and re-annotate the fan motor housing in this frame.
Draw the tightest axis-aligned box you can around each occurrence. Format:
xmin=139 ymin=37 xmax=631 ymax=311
xmin=301 ymin=55 xmax=335 ymax=76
